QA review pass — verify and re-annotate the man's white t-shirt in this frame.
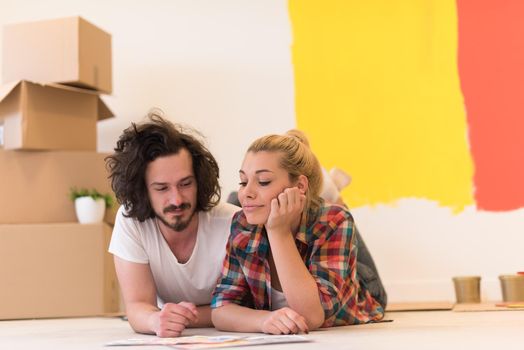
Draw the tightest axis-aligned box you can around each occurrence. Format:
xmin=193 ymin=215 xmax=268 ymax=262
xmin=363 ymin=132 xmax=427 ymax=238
xmin=108 ymin=202 xmax=239 ymax=307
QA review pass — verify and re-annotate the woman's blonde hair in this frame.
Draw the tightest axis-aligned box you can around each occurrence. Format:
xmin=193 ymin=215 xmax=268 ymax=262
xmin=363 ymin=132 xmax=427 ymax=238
xmin=247 ymin=129 xmax=322 ymax=213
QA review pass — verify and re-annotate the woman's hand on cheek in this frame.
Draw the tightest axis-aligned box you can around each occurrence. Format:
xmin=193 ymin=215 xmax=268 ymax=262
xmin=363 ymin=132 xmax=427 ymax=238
xmin=265 ymin=187 xmax=305 ymax=234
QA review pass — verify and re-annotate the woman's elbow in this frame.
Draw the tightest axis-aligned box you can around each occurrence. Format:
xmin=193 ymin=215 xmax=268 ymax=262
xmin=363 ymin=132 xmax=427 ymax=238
xmin=302 ymin=306 xmax=325 ymax=330
xmin=211 ymin=307 xmax=227 ymax=331
xmin=307 ymin=312 xmax=325 ymax=331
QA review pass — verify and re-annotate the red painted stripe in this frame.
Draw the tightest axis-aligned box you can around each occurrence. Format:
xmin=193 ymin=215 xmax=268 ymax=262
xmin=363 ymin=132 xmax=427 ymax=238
xmin=457 ymin=0 xmax=524 ymax=211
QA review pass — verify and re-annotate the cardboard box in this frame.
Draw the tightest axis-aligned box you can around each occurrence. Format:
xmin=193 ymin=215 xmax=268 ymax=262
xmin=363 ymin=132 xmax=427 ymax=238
xmin=2 ymin=16 xmax=112 ymax=93
xmin=0 ymin=222 xmax=120 ymax=319
xmin=0 ymin=80 xmax=113 ymax=150
xmin=0 ymin=149 xmax=117 ymax=225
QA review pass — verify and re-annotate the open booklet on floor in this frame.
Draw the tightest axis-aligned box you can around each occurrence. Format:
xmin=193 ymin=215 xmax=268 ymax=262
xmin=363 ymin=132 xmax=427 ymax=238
xmin=105 ymin=334 xmax=311 ymax=349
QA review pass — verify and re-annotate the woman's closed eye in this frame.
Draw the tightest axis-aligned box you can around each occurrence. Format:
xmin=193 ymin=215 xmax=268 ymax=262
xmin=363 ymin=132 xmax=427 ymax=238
xmin=238 ymin=180 xmax=271 ymax=187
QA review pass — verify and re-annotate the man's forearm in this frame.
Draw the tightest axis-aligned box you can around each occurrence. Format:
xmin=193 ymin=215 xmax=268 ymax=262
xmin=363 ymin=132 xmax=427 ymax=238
xmin=125 ymin=301 xmax=161 ymax=335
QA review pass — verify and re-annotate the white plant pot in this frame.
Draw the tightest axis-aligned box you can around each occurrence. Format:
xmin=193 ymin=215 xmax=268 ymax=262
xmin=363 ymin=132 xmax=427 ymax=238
xmin=74 ymin=197 xmax=106 ymax=224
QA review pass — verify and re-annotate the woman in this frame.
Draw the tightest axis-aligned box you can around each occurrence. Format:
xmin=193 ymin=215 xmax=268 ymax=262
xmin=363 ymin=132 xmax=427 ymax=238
xmin=211 ymin=133 xmax=385 ymax=334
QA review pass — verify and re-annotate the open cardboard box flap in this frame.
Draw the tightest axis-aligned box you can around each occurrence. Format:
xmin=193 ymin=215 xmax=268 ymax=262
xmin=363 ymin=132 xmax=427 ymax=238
xmin=0 ymin=80 xmax=113 ymax=150
xmin=0 ymin=80 xmax=113 ymax=121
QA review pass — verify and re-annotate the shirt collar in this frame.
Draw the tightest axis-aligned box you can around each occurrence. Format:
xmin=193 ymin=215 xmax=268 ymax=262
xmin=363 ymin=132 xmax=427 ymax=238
xmin=294 ymin=211 xmax=308 ymax=245
xmin=232 ymin=213 xmax=266 ymax=254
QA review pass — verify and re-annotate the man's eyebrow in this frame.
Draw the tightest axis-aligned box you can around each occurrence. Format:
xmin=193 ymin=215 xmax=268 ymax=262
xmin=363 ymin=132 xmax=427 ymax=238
xmin=149 ymin=175 xmax=194 ymax=187
xmin=149 ymin=181 xmax=166 ymax=187
xmin=178 ymin=175 xmax=194 ymax=182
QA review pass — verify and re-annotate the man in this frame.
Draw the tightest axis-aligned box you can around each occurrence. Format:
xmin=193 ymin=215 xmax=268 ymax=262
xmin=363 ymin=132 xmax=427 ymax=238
xmin=106 ymin=112 xmax=239 ymax=337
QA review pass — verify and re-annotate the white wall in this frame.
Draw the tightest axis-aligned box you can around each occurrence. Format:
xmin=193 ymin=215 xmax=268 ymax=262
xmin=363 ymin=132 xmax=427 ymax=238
xmin=0 ymin=0 xmax=296 ymax=197
xmin=352 ymin=199 xmax=524 ymax=303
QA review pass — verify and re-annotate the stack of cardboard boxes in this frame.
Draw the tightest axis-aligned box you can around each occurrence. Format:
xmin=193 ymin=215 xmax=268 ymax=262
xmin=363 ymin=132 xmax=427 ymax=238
xmin=0 ymin=17 xmax=120 ymax=319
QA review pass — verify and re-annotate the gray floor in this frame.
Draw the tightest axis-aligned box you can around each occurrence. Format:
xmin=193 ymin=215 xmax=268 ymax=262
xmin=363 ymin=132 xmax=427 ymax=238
xmin=1 ymin=309 xmax=523 ymax=350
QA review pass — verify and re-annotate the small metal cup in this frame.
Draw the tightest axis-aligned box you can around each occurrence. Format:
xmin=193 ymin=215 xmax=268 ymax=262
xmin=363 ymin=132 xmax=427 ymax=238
xmin=499 ymin=275 xmax=524 ymax=302
xmin=452 ymin=276 xmax=481 ymax=303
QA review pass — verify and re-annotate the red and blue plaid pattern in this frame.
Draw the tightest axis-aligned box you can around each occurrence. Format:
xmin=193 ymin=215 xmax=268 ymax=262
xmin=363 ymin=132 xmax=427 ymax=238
xmin=211 ymin=204 xmax=385 ymax=327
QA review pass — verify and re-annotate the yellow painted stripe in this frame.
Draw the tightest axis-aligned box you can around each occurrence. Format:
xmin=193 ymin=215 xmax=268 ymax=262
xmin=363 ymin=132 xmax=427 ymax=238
xmin=289 ymin=0 xmax=474 ymax=211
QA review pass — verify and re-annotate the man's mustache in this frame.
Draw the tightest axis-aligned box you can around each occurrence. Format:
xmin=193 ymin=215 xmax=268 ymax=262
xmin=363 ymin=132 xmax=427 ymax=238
xmin=163 ymin=203 xmax=191 ymax=214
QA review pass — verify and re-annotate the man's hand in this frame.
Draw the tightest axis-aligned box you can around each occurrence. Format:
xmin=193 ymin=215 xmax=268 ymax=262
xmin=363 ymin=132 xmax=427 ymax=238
xmin=265 ymin=187 xmax=305 ymax=233
xmin=260 ymin=307 xmax=309 ymax=334
xmin=149 ymin=302 xmax=198 ymax=337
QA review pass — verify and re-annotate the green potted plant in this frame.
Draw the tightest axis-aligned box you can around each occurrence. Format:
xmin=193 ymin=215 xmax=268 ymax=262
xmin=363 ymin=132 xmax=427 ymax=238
xmin=69 ymin=187 xmax=114 ymax=224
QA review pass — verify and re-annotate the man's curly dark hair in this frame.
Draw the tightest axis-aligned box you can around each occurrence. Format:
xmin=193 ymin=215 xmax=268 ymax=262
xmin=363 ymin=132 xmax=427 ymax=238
xmin=105 ymin=112 xmax=221 ymax=221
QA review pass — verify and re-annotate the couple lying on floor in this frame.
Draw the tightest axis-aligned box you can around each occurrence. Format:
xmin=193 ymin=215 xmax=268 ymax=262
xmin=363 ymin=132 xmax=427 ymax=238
xmin=107 ymin=112 xmax=387 ymax=337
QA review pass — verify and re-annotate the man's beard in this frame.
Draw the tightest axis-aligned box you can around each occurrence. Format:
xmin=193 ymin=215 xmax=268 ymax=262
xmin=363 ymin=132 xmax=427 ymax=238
xmin=156 ymin=203 xmax=196 ymax=232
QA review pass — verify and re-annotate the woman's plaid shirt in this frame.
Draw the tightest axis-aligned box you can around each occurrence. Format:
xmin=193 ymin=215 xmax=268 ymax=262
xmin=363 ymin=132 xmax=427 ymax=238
xmin=211 ymin=204 xmax=384 ymax=327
